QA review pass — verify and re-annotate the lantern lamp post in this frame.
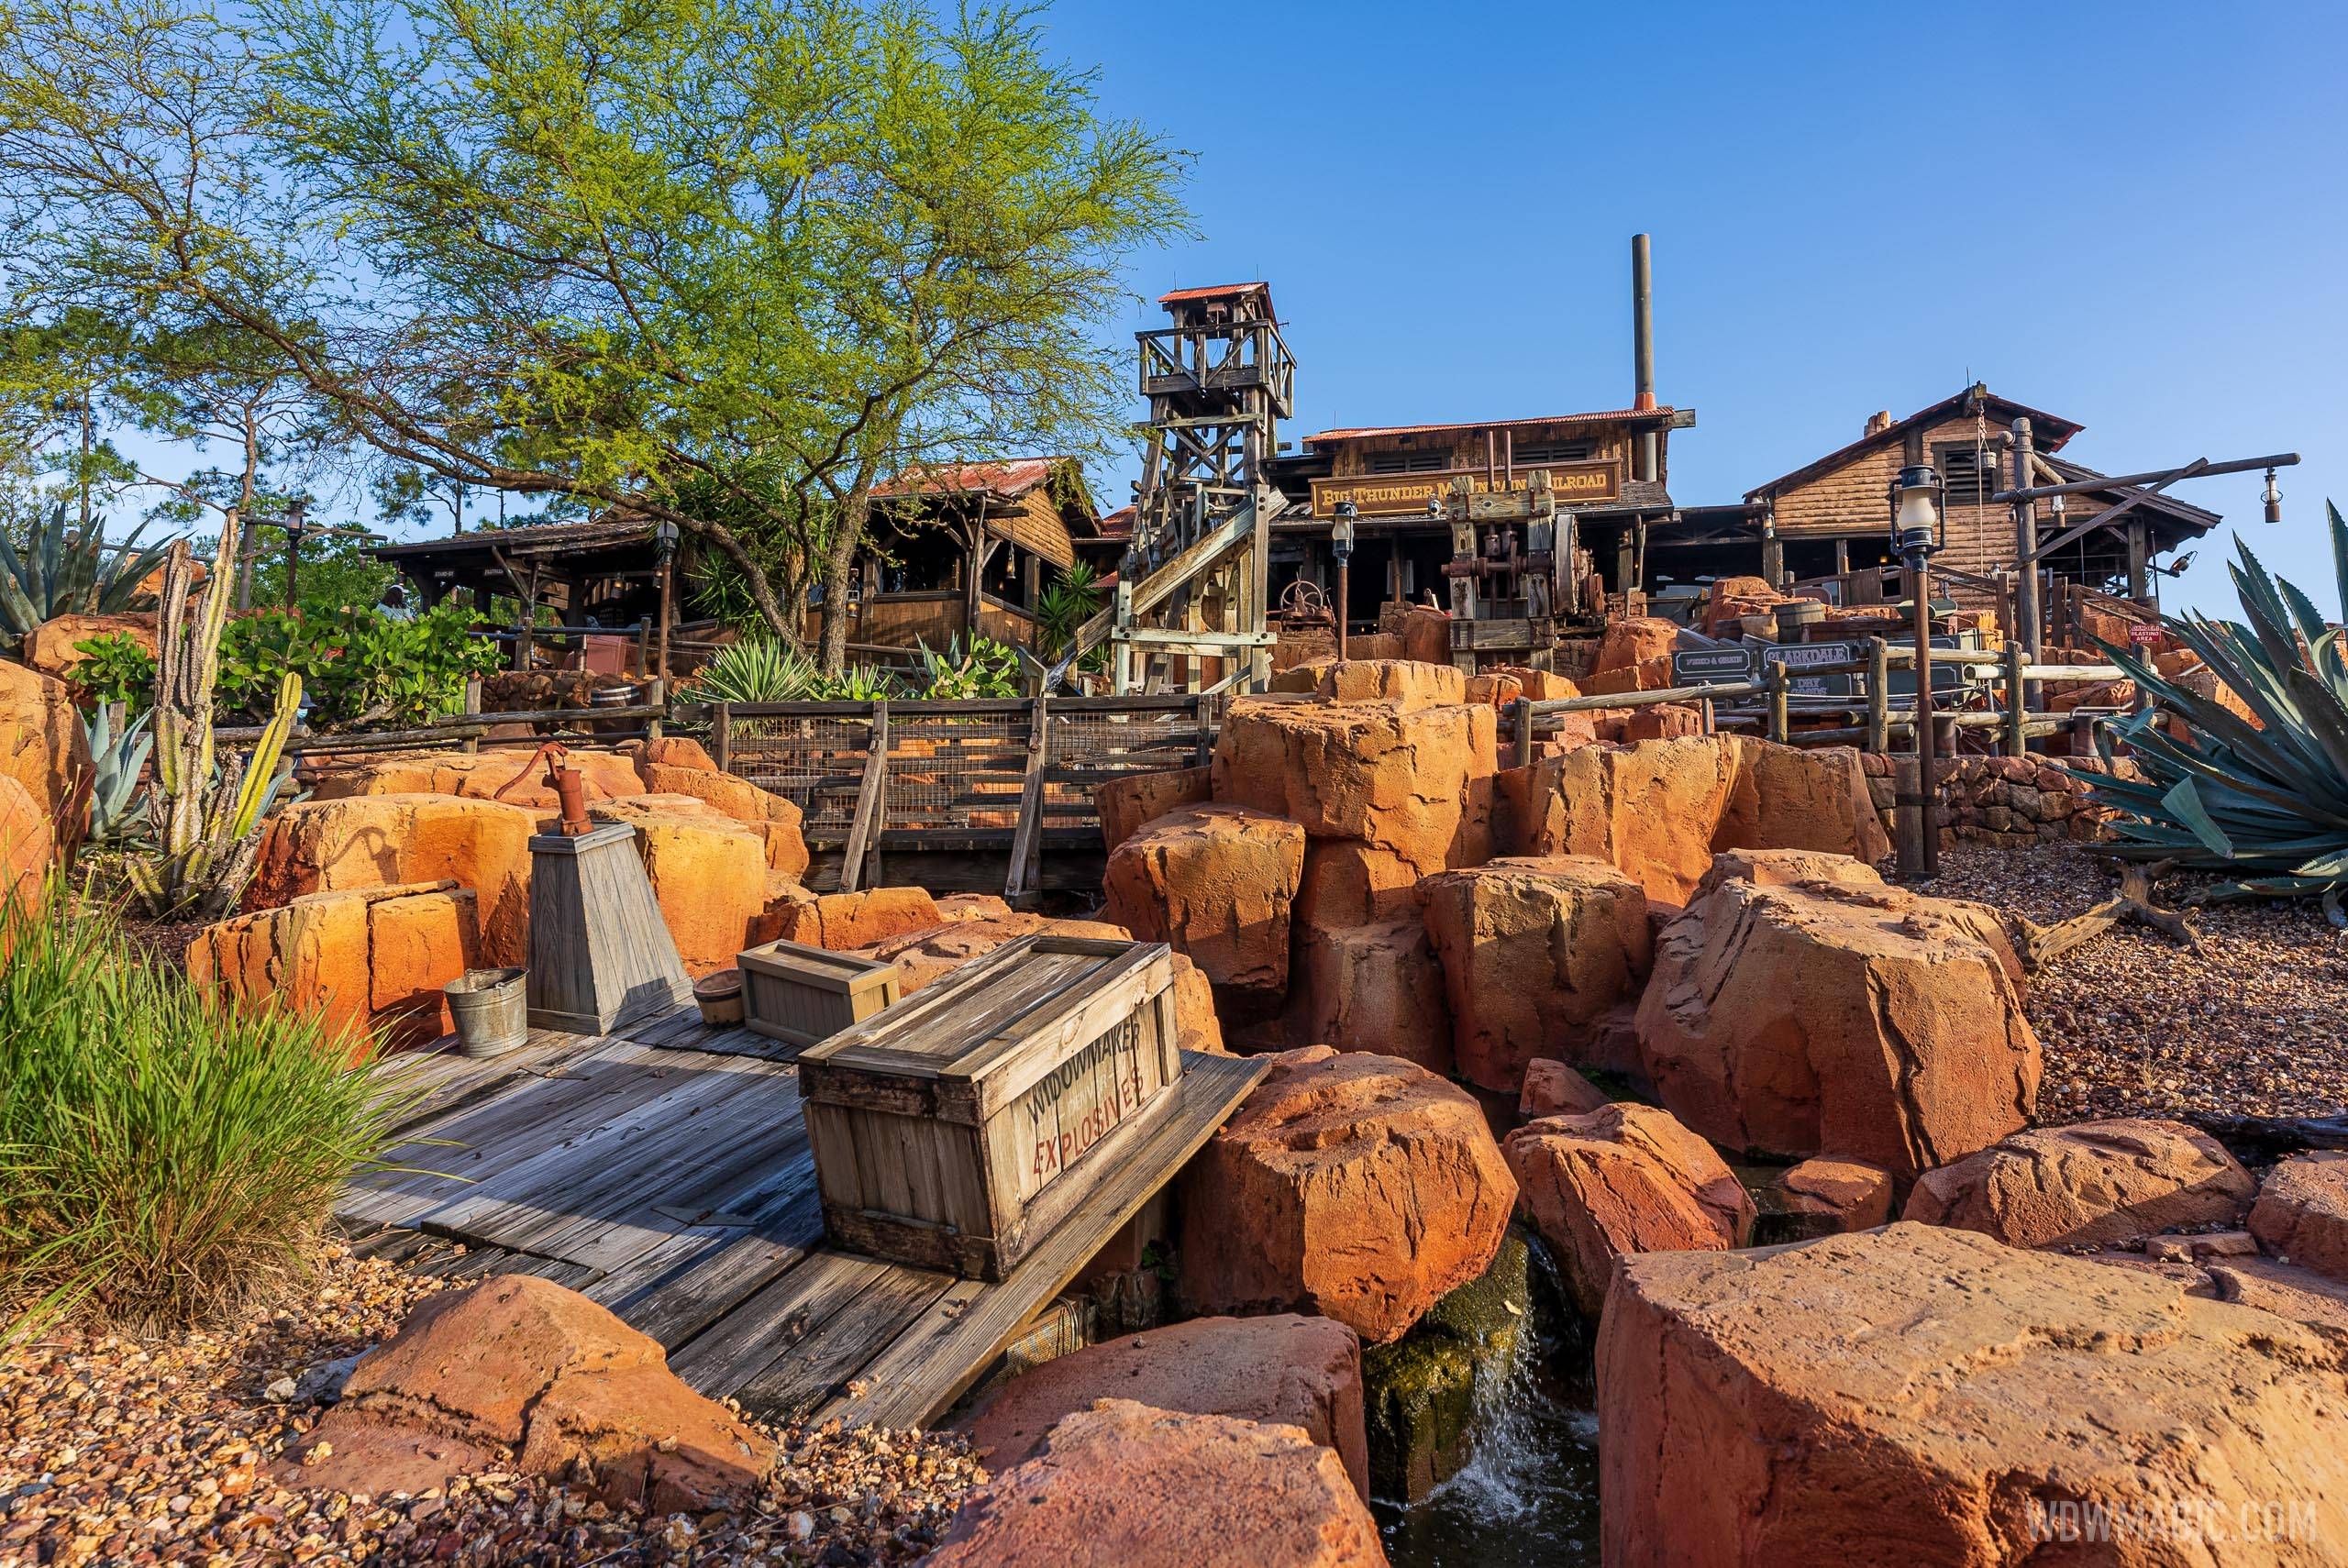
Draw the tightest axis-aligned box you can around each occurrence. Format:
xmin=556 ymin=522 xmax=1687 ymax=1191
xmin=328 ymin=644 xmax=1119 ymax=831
xmin=1331 ymin=500 xmax=1357 ymax=660
xmin=1888 ymin=464 xmax=1945 ymax=879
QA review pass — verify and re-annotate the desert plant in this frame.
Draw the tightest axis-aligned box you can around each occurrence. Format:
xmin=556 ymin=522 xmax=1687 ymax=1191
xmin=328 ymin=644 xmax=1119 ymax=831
xmin=2081 ymin=502 xmax=2348 ymax=914
xmin=914 ymin=633 xmax=1021 ymax=700
xmin=125 ymin=523 xmax=304 ymax=919
xmin=83 ymin=703 xmax=151 ymax=844
xmin=0 ymin=503 xmax=178 ymax=646
xmin=1033 ymin=562 xmax=1104 ymax=661
xmin=69 ymin=629 xmax=157 ymax=713
xmin=0 ymin=887 xmax=407 ymax=1335
xmin=806 ymin=664 xmax=902 ymax=701
xmin=687 ymin=638 xmax=823 ymax=702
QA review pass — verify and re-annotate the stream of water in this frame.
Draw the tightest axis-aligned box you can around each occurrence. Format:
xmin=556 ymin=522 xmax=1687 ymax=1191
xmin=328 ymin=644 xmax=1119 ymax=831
xmin=1373 ymin=1269 xmax=1602 ymax=1568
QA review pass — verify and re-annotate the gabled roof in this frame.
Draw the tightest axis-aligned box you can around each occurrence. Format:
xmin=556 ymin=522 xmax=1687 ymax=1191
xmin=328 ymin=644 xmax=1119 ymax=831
xmin=1744 ymin=387 xmax=2084 ymax=502
xmin=1303 ymin=408 xmax=1685 ymax=447
xmin=1157 ymin=282 xmax=1273 ymax=307
xmin=2043 ymin=456 xmax=2223 ymax=537
xmin=371 ymin=514 xmax=655 ymax=560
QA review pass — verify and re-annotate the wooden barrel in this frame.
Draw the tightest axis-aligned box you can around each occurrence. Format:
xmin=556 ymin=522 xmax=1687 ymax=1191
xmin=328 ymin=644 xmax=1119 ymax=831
xmin=693 ymin=967 xmax=747 ymax=1026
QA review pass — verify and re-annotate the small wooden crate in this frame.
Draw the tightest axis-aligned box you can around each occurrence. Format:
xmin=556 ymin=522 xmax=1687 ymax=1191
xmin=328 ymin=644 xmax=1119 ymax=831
xmin=797 ymin=933 xmax=1180 ymax=1280
xmin=737 ymin=939 xmax=901 ymax=1051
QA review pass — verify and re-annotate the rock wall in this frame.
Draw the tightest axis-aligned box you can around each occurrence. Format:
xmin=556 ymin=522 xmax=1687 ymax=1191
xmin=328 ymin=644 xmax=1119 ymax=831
xmin=1859 ymin=751 xmax=2135 ymax=848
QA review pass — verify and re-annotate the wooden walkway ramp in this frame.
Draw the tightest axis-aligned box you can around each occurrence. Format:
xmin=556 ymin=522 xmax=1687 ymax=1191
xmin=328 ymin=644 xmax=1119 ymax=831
xmin=336 ymin=1009 xmax=1265 ymax=1430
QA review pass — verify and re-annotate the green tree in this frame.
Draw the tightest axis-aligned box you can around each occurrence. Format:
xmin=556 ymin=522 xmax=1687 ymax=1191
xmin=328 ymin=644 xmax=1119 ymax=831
xmin=0 ymin=0 xmax=1186 ymax=671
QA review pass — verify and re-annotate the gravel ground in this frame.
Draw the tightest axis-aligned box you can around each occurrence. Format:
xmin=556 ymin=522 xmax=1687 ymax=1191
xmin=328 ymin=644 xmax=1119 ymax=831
xmin=1925 ymin=844 xmax=2348 ymax=1125
xmin=0 ymin=1247 xmax=982 ymax=1567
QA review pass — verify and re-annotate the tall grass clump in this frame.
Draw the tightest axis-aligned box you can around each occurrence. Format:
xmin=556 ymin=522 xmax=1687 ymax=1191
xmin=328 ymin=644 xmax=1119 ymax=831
xmin=0 ymin=888 xmax=409 ymax=1338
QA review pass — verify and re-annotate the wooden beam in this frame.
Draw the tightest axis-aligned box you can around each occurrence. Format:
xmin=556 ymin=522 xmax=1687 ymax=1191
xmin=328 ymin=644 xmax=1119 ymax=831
xmin=837 ymin=702 xmax=888 ymax=894
xmin=1003 ymin=696 xmax=1050 ymax=905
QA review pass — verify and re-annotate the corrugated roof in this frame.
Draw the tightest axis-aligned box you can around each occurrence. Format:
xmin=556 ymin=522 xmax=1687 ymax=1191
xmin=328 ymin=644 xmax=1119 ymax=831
xmin=1094 ymin=504 xmax=1135 ymax=539
xmin=1157 ymin=282 xmax=1272 ymax=305
xmin=371 ymin=515 xmax=655 ymax=559
xmin=2043 ymin=456 xmax=2223 ymax=533
xmin=872 ymin=457 xmax=1069 ymax=502
xmin=1303 ymin=409 xmax=1682 ymax=445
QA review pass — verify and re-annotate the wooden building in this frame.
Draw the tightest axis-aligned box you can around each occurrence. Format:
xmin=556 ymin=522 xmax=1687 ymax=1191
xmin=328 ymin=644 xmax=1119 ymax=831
xmin=1264 ymin=406 xmax=1694 ymax=628
xmin=846 ymin=456 xmax=1103 ymax=650
xmin=1740 ymin=385 xmax=2220 ymax=611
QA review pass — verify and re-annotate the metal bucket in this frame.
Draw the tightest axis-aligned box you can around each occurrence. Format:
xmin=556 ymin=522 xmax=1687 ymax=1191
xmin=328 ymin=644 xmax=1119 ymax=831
xmin=446 ymin=966 xmax=528 ymax=1057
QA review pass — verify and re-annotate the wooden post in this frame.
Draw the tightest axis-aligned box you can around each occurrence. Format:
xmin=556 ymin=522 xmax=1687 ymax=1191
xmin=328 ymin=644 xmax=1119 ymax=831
xmin=2126 ymin=518 xmax=2151 ymax=603
xmin=713 ymin=701 xmax=732 ymax=774
xmin=635 ymin=615 xmax=650 ymax=679
xmin=2011 ymin=418 xmax=2042 ymax=682
xmin=1767 ymin=657 xmax=1789 ymax=745
xmin=1510 ymin=696 xmax=1534 ymax=770
xmin=1864 ymin=636 xmax=1888 ymax=754
xmin=1004 ymin=694 xmax=1051 ymax=904
xmin=1193 ymin=692 xmax=1213 ymax=767
xmin=839 ymin=701 xmax=889 ymax=894
xmin=460 ymin=677 xmax=482 ymax=754
xmin=516 ymin=566 xmax=539 ymax=671
xmin=644 ymin=677 xmax=665 ymax=743
xmin=2001 ymin=641 xmax=2028 ymax=756
xmin=1892 ymin=753 xmax=1927 ymax=880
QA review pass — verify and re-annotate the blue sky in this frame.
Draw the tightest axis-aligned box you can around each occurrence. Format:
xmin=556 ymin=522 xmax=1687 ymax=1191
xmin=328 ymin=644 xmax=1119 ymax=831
xmin=1043 ymin=0 xmax=2348 ymax=615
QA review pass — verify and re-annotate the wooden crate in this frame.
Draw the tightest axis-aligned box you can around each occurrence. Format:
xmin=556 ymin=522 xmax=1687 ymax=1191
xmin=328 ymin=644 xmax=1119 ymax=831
xmin=737 ymin=939 xmax=901 ymax=1051
xmin=797 ymin=933 xmax=1180 ymax=1280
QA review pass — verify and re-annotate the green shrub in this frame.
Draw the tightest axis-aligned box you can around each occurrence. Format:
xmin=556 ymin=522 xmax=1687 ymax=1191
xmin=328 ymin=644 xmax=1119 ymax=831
xmin=68 ymin=630 xmax=157 ymax=714
xmin=0 ymin=889 xmax=413 ymax=1336
xmin=914 ymin=633 xmax=1021 ymax=699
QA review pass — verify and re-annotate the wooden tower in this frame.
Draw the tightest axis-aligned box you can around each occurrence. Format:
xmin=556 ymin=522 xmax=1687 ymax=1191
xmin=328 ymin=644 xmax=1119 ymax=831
xmin=1105 ymin=282 xmax=1295 ymax=694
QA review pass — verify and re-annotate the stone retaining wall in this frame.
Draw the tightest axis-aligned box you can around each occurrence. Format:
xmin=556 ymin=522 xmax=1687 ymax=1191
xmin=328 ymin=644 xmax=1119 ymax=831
xmin=1858 ymin=751 xmax=2137 ymax=849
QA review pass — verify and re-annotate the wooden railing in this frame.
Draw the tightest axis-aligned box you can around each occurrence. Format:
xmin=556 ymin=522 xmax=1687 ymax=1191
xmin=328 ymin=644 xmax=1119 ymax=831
xmin=1503 ymin=636 xmax=2132 ymax=766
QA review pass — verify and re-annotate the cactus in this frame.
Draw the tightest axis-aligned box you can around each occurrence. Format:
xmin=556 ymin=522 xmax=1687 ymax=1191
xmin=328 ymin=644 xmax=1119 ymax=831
xmin=124 ymin=513 xmax=304 ymax=919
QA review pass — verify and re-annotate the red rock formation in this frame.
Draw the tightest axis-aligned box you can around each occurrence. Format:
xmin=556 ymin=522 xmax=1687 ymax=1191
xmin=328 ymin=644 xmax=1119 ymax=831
xmin=958 ymin=1315 xmax=1368 ymax=1497
xmin=1598 ymin=1224 xmax=2348 ymax=1568
xmin=1637 ymin=876 xmax=2040 ymax=1177
xmin=304 ymin=746 xmax=647 ymax=811
xmin=1096 ymin=764 xmax=1213 ymax=854
xmin=1290 ymin=917 xmax=1453 ymax=1073
xmin=1903 ymin=1119 xmax=2256 ymax=1250
xmin=1517 ymin=1058 xmax=1611 ymax=1121
xmin=22 ymin=611 xmax=158 ymax=681
xmin=1178 ymin=1047 xmax=1515 ymax=1343
xmin=0 ymin=773 xmax=52 ymax=934
xmin=1417 ymin=856 xmax=1651 ymax=1091
xmin=1771 ymin=1156 xmax=1894 ymax=1232
xmin=279 ymin=1275 xmax=775 ymax=1513
xmin=2250 ymin=1152 xmax=2348 ymax=1283
xmin=1592 ymin=616 xmax=1679 ymax=674
xmin=1100 ymin=804 xmax=1304 ymax=1005
xmin=925 ymin=1399 xmax=1388 ymax=1568
xmin=759 ymin=885 xmax=941 ymax=951
xmin=1312 ymin=658 xmax=1466 ymax=711
xmin=1504 ymin=1102 xmax=1755 ymax=1317
xmin=0 ymin=659 xmax=90 ymax=823
xmin=251 ymin=794 xmax=542 ymax=966
xmin=1293 ymin=840 xmax=1424 ymax=930
xmin=189 ymin=882 xmax=482 ymax=1055
xmin=1213 ymin=697 xmax=1496 ymax=875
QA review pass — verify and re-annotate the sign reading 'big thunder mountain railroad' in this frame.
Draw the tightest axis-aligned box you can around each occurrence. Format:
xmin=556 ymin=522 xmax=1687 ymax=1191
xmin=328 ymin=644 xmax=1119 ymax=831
xmin=1310 ymin=460 xmax=1622 ymax=518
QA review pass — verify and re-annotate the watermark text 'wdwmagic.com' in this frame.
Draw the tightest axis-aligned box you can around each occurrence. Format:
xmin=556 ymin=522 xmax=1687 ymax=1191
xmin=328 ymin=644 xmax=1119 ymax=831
xmin=2033 ymin=1498 xmax=2322 ymax=1546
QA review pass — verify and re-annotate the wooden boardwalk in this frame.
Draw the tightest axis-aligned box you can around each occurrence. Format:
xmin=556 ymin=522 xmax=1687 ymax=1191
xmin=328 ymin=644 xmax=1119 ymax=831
xmin=337 ymin=1009 xmax=1265 ymax=1430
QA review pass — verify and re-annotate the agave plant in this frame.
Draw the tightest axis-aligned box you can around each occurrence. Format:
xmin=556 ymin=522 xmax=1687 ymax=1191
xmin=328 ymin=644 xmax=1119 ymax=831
xmin=914 ymin=633 xmax=1021 ymax=700
xmin=0 ymin=504 xmax=179 ymax=646
xmin=805 ymin=665 xmax=901 ymax=701
xmin=83 ymin=704 xmax=153 ymax=845
xmin=685 ymin=639 xmax=822 ymax=702
xmin=2080 ymin=502 xmax=2348 ymax=914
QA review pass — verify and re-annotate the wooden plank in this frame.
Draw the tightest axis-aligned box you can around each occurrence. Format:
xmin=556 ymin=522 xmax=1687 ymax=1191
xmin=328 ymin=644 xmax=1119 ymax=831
xmin=729 ymin=1266 xmax=958 ymax=1419
xmin=821 ymin=1051 xmax=1268 ymax=1430
xmin=837 ymin=701 xmax=888 ymax=894
xmin=667 ymin=1251 xmax=899 ymax=1393
xmin=1003 ymin=694 xmax=1050 ymax=902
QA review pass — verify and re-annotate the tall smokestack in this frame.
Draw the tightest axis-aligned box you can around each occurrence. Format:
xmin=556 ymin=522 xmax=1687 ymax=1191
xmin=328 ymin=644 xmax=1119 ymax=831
xmin=1632 ymin=233 xmax=1657 ymax=482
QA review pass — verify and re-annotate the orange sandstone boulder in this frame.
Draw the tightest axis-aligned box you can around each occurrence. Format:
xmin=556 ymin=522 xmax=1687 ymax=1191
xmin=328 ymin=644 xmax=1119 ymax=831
xmin=1290 ymin=918 xmax=1453 ymax=1073
xmin=1904 ymin=1119 xmax=2255 ymax=1250
xmin=1096 ymin=764 xmax=1213 ymax=854
xmin=0 ymin=773 xmax=52 ymax=932
xmin=304 ymin=746 xmax=646 ymax=811
xmin=1179 ymin=1047 xmax=1516 ymax=1343
xmin=958 ymin=1315 xmax=1369 ymax=1498
xmin=631 ymin=761 xmax=808 ymax=876
xmin=1101 ymin=804 xmax=1303 ymax=1005
xmin=1719 ymin=740 xmax=1891 ymax=866
xmin=23 ymin=611 xmax=157 ymax=682
xmin=1593 ymin=615 xmax=1678 ymax=674
xmin=1292 ymin=840 xmax=1424 ymax=931
xmin=760 ymin=885 xmax=941 ymax=951
xmin=0 ymin=659 xmax=89 ymax=823
xmin=1770 ymin=1156 xmax=1895 ymax=1233
xmin=279 ymin=1275 xmax=774 ymax=1515
xmin=1636 ymin=877 xmax=2039 ymax=1178
xmin=925 ymin=1399 xmax=1388 ymax=1568
xmin=1504 ymin=1102 xmax=1755 ymax=1318
xmin=1518 ymin=1059 xmax=1611 ymax=1121
xmin=2251 ymin=1153 xmax=2348 ymax=1283
xmin=1417 ymin=856 xmax=1652 ymax=1092
xmin=1213 ymin=698 xmax=1495 ymax=873
xmin=1692 ymin=846 xmax=1883 ymax=900
xmin=251 ymin=793 xmax=541 ymax=966
xmin=188 ymin=882 xmax=481 ymax=1054
xmin=1312 ymin=658 xmax=1466 ymax=712
xmin=1390 ymin=605 xmax=1452 ymax=667
xmin=1596 ymin=1224 xmax=2348 ymax=1568
xmin=586 ymin=797 xmax=773 ymax=973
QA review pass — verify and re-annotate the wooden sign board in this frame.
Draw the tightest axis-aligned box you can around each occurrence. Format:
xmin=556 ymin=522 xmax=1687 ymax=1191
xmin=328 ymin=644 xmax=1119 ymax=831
xmin=797 ymin=933 xmax=1180 ymax=1280
xmin=1311 ymin=461 xmax=1620 ymax=519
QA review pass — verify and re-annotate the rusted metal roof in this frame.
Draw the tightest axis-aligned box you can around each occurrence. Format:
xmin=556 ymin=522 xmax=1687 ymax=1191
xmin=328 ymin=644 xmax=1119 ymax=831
xmin=872 ymin=457 xmax=1069 ymax=502
xmin=1094 ymin=503 xmax=1135 ymax=539
xmin=1156 ymin=282 xmax=1272 ymax=305
xmin=370 ymin=514 xmax=656 ymax=560
xmin=1303 ymin=409 xmax=1682 ymax=446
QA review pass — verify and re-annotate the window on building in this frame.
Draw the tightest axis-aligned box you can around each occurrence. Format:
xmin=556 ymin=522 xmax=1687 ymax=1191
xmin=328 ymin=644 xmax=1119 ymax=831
xmin=1365 ymin=448 xmax=1452 ymax=475
xmin=1511 ymin=441 xmax=1593 ymax=466
xmin=1933 ymin=443 xmax=1999 ymax=507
